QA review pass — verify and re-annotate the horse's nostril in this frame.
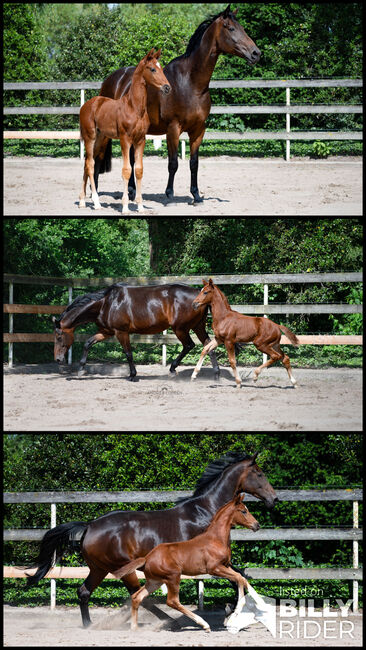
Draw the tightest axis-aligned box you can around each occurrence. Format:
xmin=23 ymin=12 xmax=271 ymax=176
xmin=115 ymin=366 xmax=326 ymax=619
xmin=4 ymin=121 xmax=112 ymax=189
xmin=163 ymin=84 xmax=171 ymax=94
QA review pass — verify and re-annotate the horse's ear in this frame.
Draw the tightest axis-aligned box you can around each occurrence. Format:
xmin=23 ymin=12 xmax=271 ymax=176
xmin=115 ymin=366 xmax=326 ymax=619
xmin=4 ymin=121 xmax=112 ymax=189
xmin=232 ymin=8 xmax=238 ymax=16
xmin=146 ymin=48 xmax=155 ymax=60
xmin=52 ymin=316 xmax=61 ymax=329
xmin=223 ymin=4 xmax=231 ymax=18
xmin=250 ymin=451 xmax=259 ymax=465
xmin=208 ymin=278 xmax=214 ymax=287
xmin=202 ymin=278 xmax=208 ymax=286
xmin=154 ymin=48 xmax=162 ymax=59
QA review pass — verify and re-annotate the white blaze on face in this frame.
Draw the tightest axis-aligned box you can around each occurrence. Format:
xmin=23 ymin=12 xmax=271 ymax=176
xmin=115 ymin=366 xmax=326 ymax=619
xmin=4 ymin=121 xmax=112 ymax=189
xmin=156 ymin=61 xmax=161 ymax=68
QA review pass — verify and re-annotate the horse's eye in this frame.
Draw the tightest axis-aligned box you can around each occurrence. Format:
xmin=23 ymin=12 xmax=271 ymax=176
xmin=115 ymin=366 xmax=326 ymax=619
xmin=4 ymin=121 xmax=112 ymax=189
xmin=150 ymin=67 xmax=156 ymax=73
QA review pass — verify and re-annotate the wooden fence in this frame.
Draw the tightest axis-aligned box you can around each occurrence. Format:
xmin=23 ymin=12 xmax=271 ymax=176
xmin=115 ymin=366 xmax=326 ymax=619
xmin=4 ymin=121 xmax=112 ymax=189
xmin=3 ymin=488 xmax=362 ymax=611
xmin=3 ymin=78 xmax=363 ymax=161
xmin=3 ymin=272 xmax=362 ymax=368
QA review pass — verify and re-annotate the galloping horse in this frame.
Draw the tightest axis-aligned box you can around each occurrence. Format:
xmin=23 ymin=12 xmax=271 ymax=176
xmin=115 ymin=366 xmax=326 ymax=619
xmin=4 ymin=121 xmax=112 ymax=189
xmin=79 ymin=48 xmax=170 ymax=212
xmin=52 ymin=282 xmax=219 ymax=381
xmin=25 ymin=451 xmax=278 ymax=627
xmin=95 ymin=5 xmax=260 ymax=203
xmin=192 ymin=279 xmax=299 ymax=389
xmin=114 ymin=494 xmax=260 ymax=632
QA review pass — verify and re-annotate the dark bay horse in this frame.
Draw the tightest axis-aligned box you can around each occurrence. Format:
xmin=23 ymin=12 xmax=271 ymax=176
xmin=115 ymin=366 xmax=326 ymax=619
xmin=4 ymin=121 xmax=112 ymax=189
xmin=52 ymin=282 xmax=219 ymax=380
xmin=192 ymin=279 xmax=299 ymax=389
xmin=79 ymin=48 xmax=170 ymax=212
xmin=25 ymin=451 xmax=278 ymax=627
xmin=95 ymin=5 xmax=260 ymax=203
xmin=114 ymin=494 xmax=259 ymax=632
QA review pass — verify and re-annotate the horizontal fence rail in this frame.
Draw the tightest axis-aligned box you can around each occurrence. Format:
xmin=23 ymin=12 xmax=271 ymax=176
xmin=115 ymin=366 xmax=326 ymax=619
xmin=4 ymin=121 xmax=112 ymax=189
xmin=3 ymin=488 xmax=362 ymax=611
xmin=4 ymin=273 xmax=363 ymax=368
xmin=3 ymin=78 xmax=362 ymax=161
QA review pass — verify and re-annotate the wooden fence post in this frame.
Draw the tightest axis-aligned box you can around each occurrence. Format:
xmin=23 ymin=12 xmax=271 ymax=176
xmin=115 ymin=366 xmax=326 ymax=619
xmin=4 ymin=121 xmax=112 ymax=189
xmin=9 ymin=281 xmax=13 ymax=368
xmin=50 ymin=504 xmax=56 ymax=609
xmin=286 ymin=87 xmax=291 ymax=161
xmin=353 ymin=500 xmax=359 ymax=612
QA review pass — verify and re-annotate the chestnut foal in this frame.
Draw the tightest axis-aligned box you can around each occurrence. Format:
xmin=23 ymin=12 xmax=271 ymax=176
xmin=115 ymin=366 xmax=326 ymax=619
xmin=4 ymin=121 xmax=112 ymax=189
xmin=191 ymin=278 xmax=299 ymax=389
xmin=113 ymin=494 xmax=260 ymax=632
xmin=79 ymin=48 xmax=170 ymax=212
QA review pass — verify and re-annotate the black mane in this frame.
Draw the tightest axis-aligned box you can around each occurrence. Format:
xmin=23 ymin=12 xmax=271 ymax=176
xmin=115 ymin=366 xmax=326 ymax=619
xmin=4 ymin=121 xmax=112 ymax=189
xmin=56 ymin=284 xmax=127 ymax=324
xmin=168 ymin=7 xmax=236 ymax=63
xmin=176 ymin=451 xmax=251 ymax=504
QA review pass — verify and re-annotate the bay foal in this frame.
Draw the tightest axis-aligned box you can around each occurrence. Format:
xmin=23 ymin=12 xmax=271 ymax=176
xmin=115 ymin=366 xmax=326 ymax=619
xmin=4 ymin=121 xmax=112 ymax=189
xmin=113 ymin=494 xmax=259 ymax=632
xmin=192 ymin=278 xmax=299 ymax=389
xmin=79 ymin=48 xmax=170 ymax=212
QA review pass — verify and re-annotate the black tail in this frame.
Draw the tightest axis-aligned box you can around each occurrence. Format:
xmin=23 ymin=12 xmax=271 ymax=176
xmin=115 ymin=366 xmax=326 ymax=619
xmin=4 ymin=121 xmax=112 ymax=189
xmin=25 ymin=521 xmax=87 ymax=586
xmin=98 ymin=139 xmax=112 ymax=174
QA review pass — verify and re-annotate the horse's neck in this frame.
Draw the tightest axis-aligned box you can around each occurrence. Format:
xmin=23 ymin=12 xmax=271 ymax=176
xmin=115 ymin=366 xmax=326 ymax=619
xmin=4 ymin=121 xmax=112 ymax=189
xmin=211 ymin=288 xmax=231 ymax=323
xmin=62 ymin=303 xmax=98 ymax=329
xmin=201 ymin=463 xmax=243 ymax=514
xmin=206 ymin=505 xmax=234 ymax=546
xmin=186 ymin=22 xmax=220 ymax=92
xmin=126 ymin=67 xmax=147 ymax=116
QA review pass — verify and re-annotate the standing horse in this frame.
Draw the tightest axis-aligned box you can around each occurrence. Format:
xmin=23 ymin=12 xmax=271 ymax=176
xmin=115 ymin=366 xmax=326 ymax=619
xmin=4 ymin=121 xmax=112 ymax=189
xmin=114 ymin=494 xmax=260 ymax=632
xmin=79 ymin=48 xmax=170 ymax=212
xmin=192 ymin=279 xmax=299 ymax=389
xmin=95 ymin=5 xmax=260 ymax=203
xmin=25 ymin=451 xmax=278 ymax=627
xmin=52 ymin=282 xmax=219 ymax=380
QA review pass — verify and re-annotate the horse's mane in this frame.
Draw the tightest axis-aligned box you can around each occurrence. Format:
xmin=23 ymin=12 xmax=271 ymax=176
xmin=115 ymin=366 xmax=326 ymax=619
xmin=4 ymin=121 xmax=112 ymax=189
xmin=214 ymin=284 xmax=232 ymax=310
xmin=56 ymin=283 xmax=127 ymax=324
xmin=184 ymin=8 xmax=235 ymax=58
xmin=176 ymin=451 xmax=251 ymax=504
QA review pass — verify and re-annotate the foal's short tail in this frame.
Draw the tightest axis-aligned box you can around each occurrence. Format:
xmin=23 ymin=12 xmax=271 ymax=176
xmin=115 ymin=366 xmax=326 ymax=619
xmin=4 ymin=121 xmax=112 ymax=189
xmin=279 ymin=325 xmax=300 ymax=347
xmin=25 ymin=521 xmax=87 ymax=586
xmin=113 ymin=557 xmax=146 ymax=579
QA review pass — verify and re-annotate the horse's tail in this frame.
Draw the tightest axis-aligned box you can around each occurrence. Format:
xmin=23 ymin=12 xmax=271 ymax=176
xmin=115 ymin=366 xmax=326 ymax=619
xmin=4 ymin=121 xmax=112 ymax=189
xmin=279 ymin=325 xmax=300 ymax=347
xmin=113 ymin=557 xmax=146 ymax=580
xmin=98 ymin=139 xmax=112 ymax=174
xmin=25 ymin=521 xmax=88 ymax=586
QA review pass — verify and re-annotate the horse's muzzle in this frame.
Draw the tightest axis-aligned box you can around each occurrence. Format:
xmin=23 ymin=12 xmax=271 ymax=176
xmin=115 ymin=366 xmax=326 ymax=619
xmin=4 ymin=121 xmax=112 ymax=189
xmin=161 ymin=84 xmax=171 ymax=95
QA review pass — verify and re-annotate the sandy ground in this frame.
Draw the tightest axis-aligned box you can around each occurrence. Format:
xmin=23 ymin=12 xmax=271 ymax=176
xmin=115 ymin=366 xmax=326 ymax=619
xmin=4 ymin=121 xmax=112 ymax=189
xmin=3 ymin=363 xmax=362 ymax=431
xmin=3 ymin=155 xmax=362 ymax=216
xmin=3 ymin=603 xmax=363 ymax=646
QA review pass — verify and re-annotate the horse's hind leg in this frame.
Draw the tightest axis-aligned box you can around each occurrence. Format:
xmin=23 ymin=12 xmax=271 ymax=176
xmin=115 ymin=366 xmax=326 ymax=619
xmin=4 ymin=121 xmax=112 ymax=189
xmin=130 ymin=578 xmax=163 ymax=630
xmin=77 ymin=568 xmax=107 ymax=627
xmin=224 ymin=340 xmax=241 ymax=389
xmin=165 ymin=578 xmax=211 ymax=632
xmin=83 ymin=137 xmax=101 ymax=210
xmin=115 ymin=330 xmax=138 ymax=381
xmin=253 ymin=341 xmax=297 ymax=387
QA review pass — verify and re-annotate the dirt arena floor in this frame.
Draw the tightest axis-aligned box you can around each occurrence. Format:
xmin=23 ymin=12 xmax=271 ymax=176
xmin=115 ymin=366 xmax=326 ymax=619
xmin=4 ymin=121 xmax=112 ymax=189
xmin=3 ymin=363 xmax=362 ymax=431
xmin=3 ymin=603 xmax=363 ymax=646
xmin=3 ymin=155 xmax=362 ymax=216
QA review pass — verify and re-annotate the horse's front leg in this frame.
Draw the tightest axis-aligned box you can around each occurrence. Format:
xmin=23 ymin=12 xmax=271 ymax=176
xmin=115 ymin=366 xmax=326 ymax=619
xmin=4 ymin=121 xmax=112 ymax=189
xmin=78 ymin=331 xmax=113 ymax=376
xmin=83 ymin=136 xmax=101 ymax=210
xmin=120 ymin=136 xmax=131 ymax=213
xmin=133 ymin=138 xmax=146 ymax=212
xmin=165 ymin=121 xmax=180 ymax=200
xmin=188 ymin=124 xmax=205 ymax=203
xmin=191 ymin=338 xmax=219 ymax=381
xmin=128 ymin=145 xmax=136 ymax=200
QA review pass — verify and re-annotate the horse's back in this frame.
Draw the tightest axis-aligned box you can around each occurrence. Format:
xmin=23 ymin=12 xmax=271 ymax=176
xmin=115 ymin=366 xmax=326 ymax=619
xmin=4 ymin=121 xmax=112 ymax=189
xmin=100 ymin=66 xmax=135 ymax=99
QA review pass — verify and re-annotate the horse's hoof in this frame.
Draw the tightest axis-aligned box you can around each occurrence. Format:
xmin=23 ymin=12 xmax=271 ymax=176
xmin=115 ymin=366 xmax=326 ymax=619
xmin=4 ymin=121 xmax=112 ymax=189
xmin=127 ymin=376 xmax=139 ymax=382
xmin=77 ymin=368 xmax=87 ymax=377
xmin=128 ymin=188 xmax=136 ymax=201
xmin=79 ymin=200 xmax=86 ymax=208
xmin=137 ymin=204 xmax=144 ymax=213
xmin=165 ymin=188 xmax=174 ymax=201
xmin=204 ymin=626 xmax=211 ymax=633
xmin=168 ymin=370 xmax=177 ymax=379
